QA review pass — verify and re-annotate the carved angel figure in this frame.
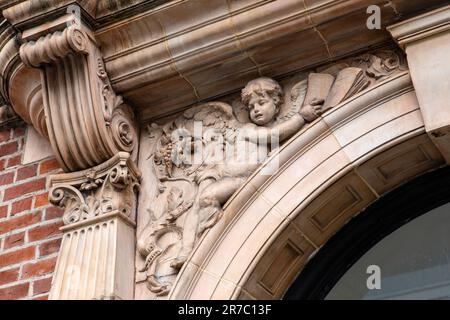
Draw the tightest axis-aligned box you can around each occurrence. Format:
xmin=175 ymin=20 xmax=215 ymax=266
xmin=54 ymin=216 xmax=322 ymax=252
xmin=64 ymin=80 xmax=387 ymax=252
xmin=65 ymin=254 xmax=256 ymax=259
xmin=137 ymin=76 xmax=335 ymax=291
xmin=170 ymin=77 xmax=324 ymax=268
xmin=137 ymin=50 xmax=405 ymax=296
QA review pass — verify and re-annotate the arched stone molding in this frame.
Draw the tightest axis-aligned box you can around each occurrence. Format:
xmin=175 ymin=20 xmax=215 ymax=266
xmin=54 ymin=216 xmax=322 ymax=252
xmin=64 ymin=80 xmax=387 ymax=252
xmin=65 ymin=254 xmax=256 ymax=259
xmin=169 ymin=70 xmax=448 ymax=299
xmin=0 ymin=0 xmax=448 ymax=301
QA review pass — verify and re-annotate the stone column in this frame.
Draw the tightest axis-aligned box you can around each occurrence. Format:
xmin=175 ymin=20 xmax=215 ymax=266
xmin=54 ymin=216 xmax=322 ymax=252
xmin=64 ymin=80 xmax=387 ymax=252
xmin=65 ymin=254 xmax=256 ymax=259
xmin=48 ymin=152 xmax=140 ymax=299
xmin=388 ymin=5 xmax=450 ymax=162
xmin=14 ymin=12 xmax=141 ymax=299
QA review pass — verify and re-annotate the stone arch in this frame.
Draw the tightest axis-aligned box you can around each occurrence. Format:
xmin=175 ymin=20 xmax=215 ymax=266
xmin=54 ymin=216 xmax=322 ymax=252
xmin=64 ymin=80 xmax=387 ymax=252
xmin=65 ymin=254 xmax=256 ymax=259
xmin=284 ymin=165 xmax=450 ymax=299
xmin=169 ymin=71 xmax=448 ymax=299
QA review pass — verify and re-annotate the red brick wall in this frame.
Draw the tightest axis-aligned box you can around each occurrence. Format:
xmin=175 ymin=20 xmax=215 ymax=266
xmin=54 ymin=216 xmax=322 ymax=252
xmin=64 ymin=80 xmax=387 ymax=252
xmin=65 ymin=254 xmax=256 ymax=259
xmin=0 ymin=124 xmax=63 ymax=300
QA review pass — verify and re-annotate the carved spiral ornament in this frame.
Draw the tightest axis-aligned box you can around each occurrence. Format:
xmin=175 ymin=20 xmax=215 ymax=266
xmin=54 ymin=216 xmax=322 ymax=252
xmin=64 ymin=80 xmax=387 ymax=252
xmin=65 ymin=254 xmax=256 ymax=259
xmin=49 ymin=186 xmax=86 ymax=225
xmin=110 ymin=164 xmax=130 ymax=189
xmin=19 ymin=25 xmax=138 ymax=171
xmin=67 ymin=28 xmax=87 ymax=53
xmin=48 ymin=187 xmax=65 ymax=205
xmin=20 ymin=27 xmax=88 ymax=67
xmin=111 ymin=105 xmax=137 ymax=153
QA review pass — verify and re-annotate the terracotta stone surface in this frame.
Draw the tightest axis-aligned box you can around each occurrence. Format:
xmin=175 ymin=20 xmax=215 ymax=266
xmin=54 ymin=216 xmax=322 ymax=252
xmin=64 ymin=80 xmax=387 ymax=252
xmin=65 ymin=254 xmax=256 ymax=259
xmin=47 ymin=153 xmax=140 ymax=300
xmin=170 ymin=70 xmax=447 ymax=300
xmin=2 ymin=0 xmax=448 ymax=125
xmin=98 ymin=0 xmax=444 ymax=121
xmin=135 ymin=48 xmax=407 ymax=298
xmin=1 ymin=0 xmax=450 ymax=301
xmin=22 ymin=128 xmax=54 ymax=165
xmin=389 ymin=5 xmax=450 ymax=164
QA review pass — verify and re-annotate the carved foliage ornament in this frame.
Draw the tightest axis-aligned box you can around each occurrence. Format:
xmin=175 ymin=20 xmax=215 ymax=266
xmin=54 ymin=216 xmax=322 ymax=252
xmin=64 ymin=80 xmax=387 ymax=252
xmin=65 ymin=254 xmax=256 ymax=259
xmin=136 ymin=49 xmax=406 ymax=296
xmin=49 ymin=152 xmax=141 ymax=226
xmin=19 ymin=25 xmax=138 ymax=172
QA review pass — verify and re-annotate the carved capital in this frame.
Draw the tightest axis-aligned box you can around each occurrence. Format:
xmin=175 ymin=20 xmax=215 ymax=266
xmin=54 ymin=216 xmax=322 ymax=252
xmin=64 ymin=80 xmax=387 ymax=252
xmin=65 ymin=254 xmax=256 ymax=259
xmin=48 ymin=152 xmax=141 ymax=300
xmin=18 ymin=22 xmax=138 ymax=172
xmin=49 ymin=152 xmax=141 ymax=227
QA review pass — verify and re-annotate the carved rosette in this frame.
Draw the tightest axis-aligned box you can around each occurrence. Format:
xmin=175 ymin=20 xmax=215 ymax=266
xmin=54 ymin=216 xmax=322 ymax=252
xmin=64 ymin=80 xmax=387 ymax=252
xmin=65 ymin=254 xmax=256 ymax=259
xmin=19 ymin=25 xmax=138 ymax=172
xmin=49 ymin=152 xmax=141 ymax=226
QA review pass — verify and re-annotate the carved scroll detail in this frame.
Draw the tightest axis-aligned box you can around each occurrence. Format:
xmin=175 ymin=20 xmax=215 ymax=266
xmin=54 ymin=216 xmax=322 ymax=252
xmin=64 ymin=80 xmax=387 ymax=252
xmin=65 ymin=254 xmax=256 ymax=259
xmin=20 ymin=27 xmax=88 ymax=67
xmin=48 ymin=152 xmax=140 ymax=300
xmin=49 ymin=152 xmax=141 ymax=226
xmin=19 ymin=25 xmax=138 ymax=172
xmin=0 ymin=19 xmax=25 ymax=131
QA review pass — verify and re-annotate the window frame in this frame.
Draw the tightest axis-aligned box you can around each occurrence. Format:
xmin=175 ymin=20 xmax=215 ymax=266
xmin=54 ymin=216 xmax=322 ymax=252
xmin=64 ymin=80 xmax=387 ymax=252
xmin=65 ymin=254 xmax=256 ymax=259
xmin=284 ymin=166 xmax=450 ymax=300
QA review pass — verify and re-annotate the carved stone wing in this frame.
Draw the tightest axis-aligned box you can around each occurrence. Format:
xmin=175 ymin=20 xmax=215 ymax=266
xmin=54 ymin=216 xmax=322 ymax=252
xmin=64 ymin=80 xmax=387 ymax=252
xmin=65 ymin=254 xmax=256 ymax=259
xmin=288 ymin=79 xmax=308 ymax=117
xmin=182 ymin=101 xmax=236 ymax=127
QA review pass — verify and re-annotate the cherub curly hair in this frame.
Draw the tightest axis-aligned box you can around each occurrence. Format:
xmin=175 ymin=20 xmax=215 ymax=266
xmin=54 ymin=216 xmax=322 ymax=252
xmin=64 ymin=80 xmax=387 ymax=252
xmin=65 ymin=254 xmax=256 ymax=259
xmin=241 ymin=77 xmax=283 ymax=109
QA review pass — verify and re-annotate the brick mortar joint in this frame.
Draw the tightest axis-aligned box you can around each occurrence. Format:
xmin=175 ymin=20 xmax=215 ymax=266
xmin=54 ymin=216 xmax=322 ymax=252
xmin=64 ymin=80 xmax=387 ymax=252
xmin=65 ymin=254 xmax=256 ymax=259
xmin=0 ymin=221 xmax=64 ymax=243
xmin=1 ymin=207 xmax=44 ymax=221
xmin=0 ymin=272 xmax=55 ymax=291
xmin=0 ymin=180 xmax=52 ymax=208
xmin=0 ymin=127 xmax=62 ymax=300
xmin=0 ymin=134 xmax=25 ymax=146
xmin=0 ymin=233 xmax=63 ymax=255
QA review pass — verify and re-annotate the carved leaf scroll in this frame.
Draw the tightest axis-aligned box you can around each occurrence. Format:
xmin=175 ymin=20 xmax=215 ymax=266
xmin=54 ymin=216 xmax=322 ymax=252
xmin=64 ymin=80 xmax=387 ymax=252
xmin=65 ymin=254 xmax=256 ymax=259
xmin=50 ymin=153 xmax=141 ymax=227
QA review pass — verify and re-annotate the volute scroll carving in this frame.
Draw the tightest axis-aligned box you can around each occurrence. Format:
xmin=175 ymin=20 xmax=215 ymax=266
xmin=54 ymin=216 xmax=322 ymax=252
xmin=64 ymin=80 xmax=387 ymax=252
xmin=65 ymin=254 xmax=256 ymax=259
xmin=46 ymin=152 xmax=141 ymax=300
xmin=49 ymin=152 xmax=141 ymax=227
xmin=19 ymin=24 xmax=138 ymax=172
xmin=19 ymin=27 xmax=89 ymax=67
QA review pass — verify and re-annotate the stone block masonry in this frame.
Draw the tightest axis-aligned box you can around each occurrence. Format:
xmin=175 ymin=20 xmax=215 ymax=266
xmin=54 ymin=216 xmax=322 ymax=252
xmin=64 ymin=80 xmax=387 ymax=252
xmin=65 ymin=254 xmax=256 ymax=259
xmin=0 ymin=123 xmax=63 ymax=300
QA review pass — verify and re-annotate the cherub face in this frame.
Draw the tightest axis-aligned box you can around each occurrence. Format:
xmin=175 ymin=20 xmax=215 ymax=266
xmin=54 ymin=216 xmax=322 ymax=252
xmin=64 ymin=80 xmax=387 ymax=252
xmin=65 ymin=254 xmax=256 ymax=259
xmin=247 ymin=93 xmax=278 ymax=126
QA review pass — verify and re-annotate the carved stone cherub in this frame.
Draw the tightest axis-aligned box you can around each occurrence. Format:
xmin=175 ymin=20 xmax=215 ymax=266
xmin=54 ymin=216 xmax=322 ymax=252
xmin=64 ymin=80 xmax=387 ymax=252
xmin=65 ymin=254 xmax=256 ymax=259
xmin=170 ymin=77 xmax=325 ymax=268
xmin=137 ymin=50 xmax=405 ymax=297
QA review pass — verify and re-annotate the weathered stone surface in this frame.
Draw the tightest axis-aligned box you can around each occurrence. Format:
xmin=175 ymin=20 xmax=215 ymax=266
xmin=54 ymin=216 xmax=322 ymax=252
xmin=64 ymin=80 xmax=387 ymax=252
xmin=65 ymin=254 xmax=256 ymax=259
xmin=48 ymin=152 xmax=141 ymax=300
xmin=3 ymin=0 xmax=447 ymax=124
xmin=1 ymin=0 xmax=449 ymax=302
xmin=22 ymin=127 xmax=53 ymax=165
xmin=19 ymin=20 xmax=138 ymax=172
xmin=169 ymin=70 xmax=447 ymax=300
xmin=135 ymin=49 xmax=406 ymax=298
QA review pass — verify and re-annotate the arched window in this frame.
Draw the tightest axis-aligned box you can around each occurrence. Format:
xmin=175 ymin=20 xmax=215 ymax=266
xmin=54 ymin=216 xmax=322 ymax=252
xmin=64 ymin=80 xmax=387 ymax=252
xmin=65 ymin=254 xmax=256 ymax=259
xmin=285 ymin=167 xmax=450 ymax=300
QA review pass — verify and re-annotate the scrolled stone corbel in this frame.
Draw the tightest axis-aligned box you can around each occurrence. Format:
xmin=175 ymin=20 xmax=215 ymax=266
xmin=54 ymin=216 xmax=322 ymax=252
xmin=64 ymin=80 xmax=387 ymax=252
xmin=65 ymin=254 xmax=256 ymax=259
xmin=19 ymin=23 xmax=138 ymax=172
